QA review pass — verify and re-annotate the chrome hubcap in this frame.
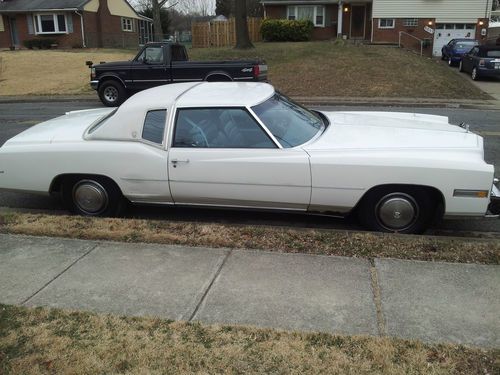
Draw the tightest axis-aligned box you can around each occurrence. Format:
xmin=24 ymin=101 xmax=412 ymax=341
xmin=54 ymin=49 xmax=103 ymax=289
xmin=376 ymin=193 xmax=418 ymax=231
xmin=103 ymin=86 xmax=118 ymax=102
xmin=472 ymin=69 xmax=477 ymax=79
xmin=73 ymin=180 xmax=108 ymax=215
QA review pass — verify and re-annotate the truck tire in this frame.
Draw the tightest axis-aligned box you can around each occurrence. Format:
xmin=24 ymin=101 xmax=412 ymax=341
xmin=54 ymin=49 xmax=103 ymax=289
xmin=98 ymin=81 xmax=126 ymax=107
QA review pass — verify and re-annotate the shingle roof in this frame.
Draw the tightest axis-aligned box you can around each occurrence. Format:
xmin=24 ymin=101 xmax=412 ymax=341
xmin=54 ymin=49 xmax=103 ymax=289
xmin=0 ymin=0 xmax=89 ymax=12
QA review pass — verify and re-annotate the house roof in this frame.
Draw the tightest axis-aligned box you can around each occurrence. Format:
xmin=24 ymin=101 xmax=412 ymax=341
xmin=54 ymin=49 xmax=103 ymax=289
xmin=0 ymin=0 xmax=90 ymax=12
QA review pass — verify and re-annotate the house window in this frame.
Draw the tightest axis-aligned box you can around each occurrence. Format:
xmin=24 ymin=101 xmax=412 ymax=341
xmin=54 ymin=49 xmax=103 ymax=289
xmin=34 ymin=13 xmax=67 ymax=34
xmin=403 ymin=18 xmax=418 ymax=27
xmin=378 ymin=18 xmax=395 ymax=29
xmin=122 ymin=17 xmax=133 ymax=32
xmin=287 ymin=5 xmax=325 ymax=27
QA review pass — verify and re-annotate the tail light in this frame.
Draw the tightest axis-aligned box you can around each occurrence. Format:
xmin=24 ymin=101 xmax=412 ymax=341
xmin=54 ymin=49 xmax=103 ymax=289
xmin=253 ymin=64 xmax=260 ymax=78
xmin=479 ymin=59 xmax=485 ymax=66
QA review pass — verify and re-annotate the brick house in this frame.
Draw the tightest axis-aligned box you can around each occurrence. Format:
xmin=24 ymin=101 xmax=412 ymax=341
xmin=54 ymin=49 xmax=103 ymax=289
xmin=261 ymin=0 xmax=492 ymax=56
xmin=0 ymin=0 xmax=153 ymax=49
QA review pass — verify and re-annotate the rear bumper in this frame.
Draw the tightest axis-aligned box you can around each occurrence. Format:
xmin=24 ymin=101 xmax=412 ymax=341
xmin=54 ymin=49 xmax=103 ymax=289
xmin=477 ymin=67 xmax=500 ymax=78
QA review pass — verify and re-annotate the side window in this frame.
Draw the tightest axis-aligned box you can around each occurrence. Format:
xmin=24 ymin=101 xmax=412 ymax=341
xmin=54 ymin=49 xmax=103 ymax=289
xmin=171 ymin=45 xmax=187 ymax=61
xmin=142 ymin=109 xmax=167 ymax=144
xmin=173 ymin=108 xmax=276 ymax=149
xmin=471 ymin=47 xmax=479 ymax=56
xmin=137 ymin=47 xmax=163 ymax=64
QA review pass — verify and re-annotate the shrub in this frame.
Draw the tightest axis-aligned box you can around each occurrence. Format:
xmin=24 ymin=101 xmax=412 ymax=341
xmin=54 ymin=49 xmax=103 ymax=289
xmin=22 ymin=38 xmax=57 ymax=50
xmin=260 ymin=19 xmax=314 ymax=42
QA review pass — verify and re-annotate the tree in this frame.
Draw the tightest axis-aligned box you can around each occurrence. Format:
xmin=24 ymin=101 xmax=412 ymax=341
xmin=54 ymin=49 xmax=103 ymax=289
xmin=234 ymin=0 xmax=253 ymax=49
xmin=138 ymin=3 xmax=171 ymax=36
xmin=215 ymin=0 xmax=232 ymax=17
xmin=136 ymin=0 xmax=177 ymax=41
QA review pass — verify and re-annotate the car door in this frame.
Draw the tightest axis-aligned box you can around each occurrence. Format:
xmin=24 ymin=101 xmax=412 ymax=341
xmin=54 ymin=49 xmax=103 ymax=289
xmin=130 ymin=45 xmax=169 ymax=90
xmin=443 ymin=40 xmax=454 ymax=58
xmin=463 ymin=47 xmax=478 ymax=72
xmin=167 ymin=107 xmax=311 ymax=210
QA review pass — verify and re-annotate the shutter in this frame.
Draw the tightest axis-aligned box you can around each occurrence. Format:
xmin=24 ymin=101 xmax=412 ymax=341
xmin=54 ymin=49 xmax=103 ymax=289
xmin=26 ymin=14 xmax=34 ymax=34
xmin=67 ymin=13 xmax=73 ymax=33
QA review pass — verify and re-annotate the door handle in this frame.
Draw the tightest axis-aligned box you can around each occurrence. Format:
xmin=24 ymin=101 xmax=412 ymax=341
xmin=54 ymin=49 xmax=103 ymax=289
xmin=171 ymin=159 xmax=189 ymax=168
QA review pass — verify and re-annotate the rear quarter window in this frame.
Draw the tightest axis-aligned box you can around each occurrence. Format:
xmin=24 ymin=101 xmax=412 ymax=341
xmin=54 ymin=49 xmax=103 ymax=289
xmin=142 ymin=109 xmax=167 ymax=144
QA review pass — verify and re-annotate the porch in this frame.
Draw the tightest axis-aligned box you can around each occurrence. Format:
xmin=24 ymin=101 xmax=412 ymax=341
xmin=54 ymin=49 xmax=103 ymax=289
xmin=262 ymin=0 xmax=373 ymax=40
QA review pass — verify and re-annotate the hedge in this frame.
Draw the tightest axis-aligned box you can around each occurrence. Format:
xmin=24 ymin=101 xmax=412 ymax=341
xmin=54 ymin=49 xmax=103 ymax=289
xmin=260 ymin=19 xmax=314 ymax=42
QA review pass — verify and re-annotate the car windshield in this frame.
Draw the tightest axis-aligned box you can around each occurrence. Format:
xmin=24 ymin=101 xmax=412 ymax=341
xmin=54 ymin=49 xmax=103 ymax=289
xmin=251 ymin=93 xmax=325 ymax=148
xmin=455 ymin=41 xmax=477 ymax=48
xmin=487 ymin=50 xmax=500 ymax=57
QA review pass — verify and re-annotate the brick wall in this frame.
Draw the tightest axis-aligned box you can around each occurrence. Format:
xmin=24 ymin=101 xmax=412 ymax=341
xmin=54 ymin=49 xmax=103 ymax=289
xmin=0 ymin=15 xmax=11 ymax=47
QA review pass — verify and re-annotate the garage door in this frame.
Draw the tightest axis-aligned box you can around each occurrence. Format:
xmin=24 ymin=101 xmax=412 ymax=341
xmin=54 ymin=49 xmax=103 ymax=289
xmin=433 ymin=23 xmax=476 ymax=57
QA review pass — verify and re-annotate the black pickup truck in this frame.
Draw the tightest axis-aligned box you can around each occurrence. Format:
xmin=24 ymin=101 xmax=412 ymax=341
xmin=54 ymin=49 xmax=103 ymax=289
xmin=88 ymin=42 xmax=268 ymax=106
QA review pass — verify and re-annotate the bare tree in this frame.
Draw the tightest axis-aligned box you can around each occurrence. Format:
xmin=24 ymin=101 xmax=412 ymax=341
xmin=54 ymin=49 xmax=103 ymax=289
xmin=175 ymin=0 xmax=214 ymax=16
xmin=234 ymin=0 xmax=253 ymax=49
xmin=135 ymin=0 xmax=177 ymax=41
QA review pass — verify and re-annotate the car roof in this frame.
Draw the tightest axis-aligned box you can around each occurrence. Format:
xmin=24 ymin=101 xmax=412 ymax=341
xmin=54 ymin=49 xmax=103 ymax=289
xmin=87 ymin=82 xmax=275 ymax=141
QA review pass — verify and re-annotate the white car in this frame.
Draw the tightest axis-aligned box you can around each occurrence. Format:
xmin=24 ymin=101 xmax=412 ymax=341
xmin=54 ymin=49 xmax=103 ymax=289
xmin=0 ymin=82 xmax=498 ymax=234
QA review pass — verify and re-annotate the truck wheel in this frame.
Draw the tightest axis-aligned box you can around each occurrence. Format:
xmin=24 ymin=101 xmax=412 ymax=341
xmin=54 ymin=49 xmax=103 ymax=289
xmin=98 ymin=81 xmax=126 ymax=107
xmin=357 ymin=187 xmax=434 ymax=234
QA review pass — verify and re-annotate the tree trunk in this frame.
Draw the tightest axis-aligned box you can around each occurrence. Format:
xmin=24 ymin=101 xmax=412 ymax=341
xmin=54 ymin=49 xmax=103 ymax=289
xmin=152 ymin=0 xmax=164 ymax=42
xmin=234 ymin=0 xmax=254 ymax=49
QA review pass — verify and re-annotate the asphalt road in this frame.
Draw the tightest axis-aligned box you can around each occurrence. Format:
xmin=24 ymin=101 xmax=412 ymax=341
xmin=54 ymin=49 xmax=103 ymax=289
xmin=0 ymin=100 xmax=499 ymax=236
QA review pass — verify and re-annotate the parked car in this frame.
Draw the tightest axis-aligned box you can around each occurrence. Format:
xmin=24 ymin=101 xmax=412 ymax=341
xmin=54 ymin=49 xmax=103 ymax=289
xmin=459 ymin=45 xmax=500 ymax=80
xmin=0 ymin=83 xmax=498 ymax=234
xmin=88 ymin=42 xmax=267 ymax=106
xmin=441 ymin=39 xmax=479 ymax=66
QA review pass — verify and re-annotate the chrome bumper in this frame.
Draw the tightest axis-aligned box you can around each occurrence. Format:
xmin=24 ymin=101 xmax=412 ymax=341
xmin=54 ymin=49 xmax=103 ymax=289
xmin=487 ymin=179 xmax=500 ymax=217
xmin=90 ymin=80 xmax=99 ymax=90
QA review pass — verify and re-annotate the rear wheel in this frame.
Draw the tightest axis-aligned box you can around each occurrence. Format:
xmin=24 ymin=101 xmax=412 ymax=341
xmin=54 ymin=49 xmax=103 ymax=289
xmin=62 ymin=176 xmax=127 ymax=217
xmin=98 ymin=81 xmax=126 ymax=107
xmin=448 ymin=57 xmax=454 ymax=66
xmin=357 ymin=187 xmax=435 ymax=234
xmin=458 ymin=60 xmax=464 ymax=72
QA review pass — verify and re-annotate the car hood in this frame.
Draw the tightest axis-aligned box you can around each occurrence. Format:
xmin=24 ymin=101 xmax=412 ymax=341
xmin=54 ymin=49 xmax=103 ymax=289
xmin=3 ymin=108 xmax=114 ymax=146
xmin=304 ymin=111 xmax=480 ymax=151
xmin=95 ymin=61 xmax=131 ymax=69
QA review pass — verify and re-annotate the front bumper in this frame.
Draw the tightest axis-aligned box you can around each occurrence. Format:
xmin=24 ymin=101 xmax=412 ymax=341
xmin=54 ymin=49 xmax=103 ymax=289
xmin=487 ymin=180 xmax=500 ymax=216
xmin=90 ymin=80 xmax=99 ymax=90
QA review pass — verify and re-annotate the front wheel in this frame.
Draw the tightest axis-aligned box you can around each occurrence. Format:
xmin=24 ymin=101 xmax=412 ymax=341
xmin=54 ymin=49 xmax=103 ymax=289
xmin=98 ymin=81 xmax=126 ymax=107
xmin=357 ymin=187 xmax=435 ymax=234
xmin=62 ymin=176 xmax=127 ymax=217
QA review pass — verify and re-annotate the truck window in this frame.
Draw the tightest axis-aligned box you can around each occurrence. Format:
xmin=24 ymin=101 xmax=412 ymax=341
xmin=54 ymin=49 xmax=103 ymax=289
xmin=171 ymin=45 xmax=187 ymax=62
xmin=137 ymin=46 xmax=164 ymax=64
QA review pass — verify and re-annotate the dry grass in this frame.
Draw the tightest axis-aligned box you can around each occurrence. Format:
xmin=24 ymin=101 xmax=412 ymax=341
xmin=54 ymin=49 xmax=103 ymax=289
xmin=0 ymin=49 xmax=134 ymax=96
xmin=0 ymin=42 xmax=487 ymax=98
xmin=1 ymin=212 xmax=499 ymax=264
xmin=0 ymin=304 xmax=498 ymax=374
xmin=189 ymin=41 xmax=488 ymax=99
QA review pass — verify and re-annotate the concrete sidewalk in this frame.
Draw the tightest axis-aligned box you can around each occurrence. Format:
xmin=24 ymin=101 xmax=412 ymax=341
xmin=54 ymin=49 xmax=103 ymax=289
xmin=0 ymin=234 xmax=498 ymax=348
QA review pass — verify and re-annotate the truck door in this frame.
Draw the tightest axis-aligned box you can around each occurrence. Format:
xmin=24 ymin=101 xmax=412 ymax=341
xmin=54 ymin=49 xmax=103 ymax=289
xmin=130 ymin=45 xmax=169 ymax=90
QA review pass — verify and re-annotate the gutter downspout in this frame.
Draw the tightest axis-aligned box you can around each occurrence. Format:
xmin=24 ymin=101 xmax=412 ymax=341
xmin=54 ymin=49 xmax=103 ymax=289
xmin=75 ymin=10 xmax=86 ymax=48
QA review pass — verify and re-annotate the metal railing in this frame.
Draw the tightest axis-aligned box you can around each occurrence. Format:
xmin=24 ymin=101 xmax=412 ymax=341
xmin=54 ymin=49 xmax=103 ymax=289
xmin=398 ymin=31 xmax=424 ymax=56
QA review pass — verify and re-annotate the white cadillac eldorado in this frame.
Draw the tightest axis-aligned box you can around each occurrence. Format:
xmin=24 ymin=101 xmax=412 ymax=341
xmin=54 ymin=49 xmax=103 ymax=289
xmin=0 ymin=82 xmax=498 ymax=234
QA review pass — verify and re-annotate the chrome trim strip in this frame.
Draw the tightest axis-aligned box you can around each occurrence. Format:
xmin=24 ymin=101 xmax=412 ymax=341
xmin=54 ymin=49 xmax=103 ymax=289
xmin=233 ymin=77 xmax=253 ymax=80
xmin=133 ymin=79 xmax=170 ymax=82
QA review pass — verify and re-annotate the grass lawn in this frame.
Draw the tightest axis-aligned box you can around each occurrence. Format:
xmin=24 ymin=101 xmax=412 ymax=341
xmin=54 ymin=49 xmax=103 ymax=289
xmin=0 ymin=304 xmax=498 ymax=374
xmin=0 ymin=42 xmax=487 ymax=99
xmin=1 ymin=212 xmax=498 ymax=264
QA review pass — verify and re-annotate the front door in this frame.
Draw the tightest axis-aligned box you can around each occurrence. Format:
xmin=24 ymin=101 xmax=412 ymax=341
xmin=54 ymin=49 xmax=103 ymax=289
xmin=350 ymin=6 xmax=365 ymax=39
xmin=130 ymin=45 xmax=168 ymax=90
xmin=9 ymin=18 xmax=19 ymax=47
xmin=167 ymin=107 xmax=311 ymax=210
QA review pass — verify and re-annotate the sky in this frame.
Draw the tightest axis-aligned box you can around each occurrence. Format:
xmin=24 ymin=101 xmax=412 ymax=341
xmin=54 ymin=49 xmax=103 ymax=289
xmin=129 ymin=0 xmax=216 ymax=15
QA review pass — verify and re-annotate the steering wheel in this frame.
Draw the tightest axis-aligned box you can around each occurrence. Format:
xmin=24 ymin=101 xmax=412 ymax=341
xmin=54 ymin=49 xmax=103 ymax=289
xmin=184 ymin=118 xmax=209 ymax=147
